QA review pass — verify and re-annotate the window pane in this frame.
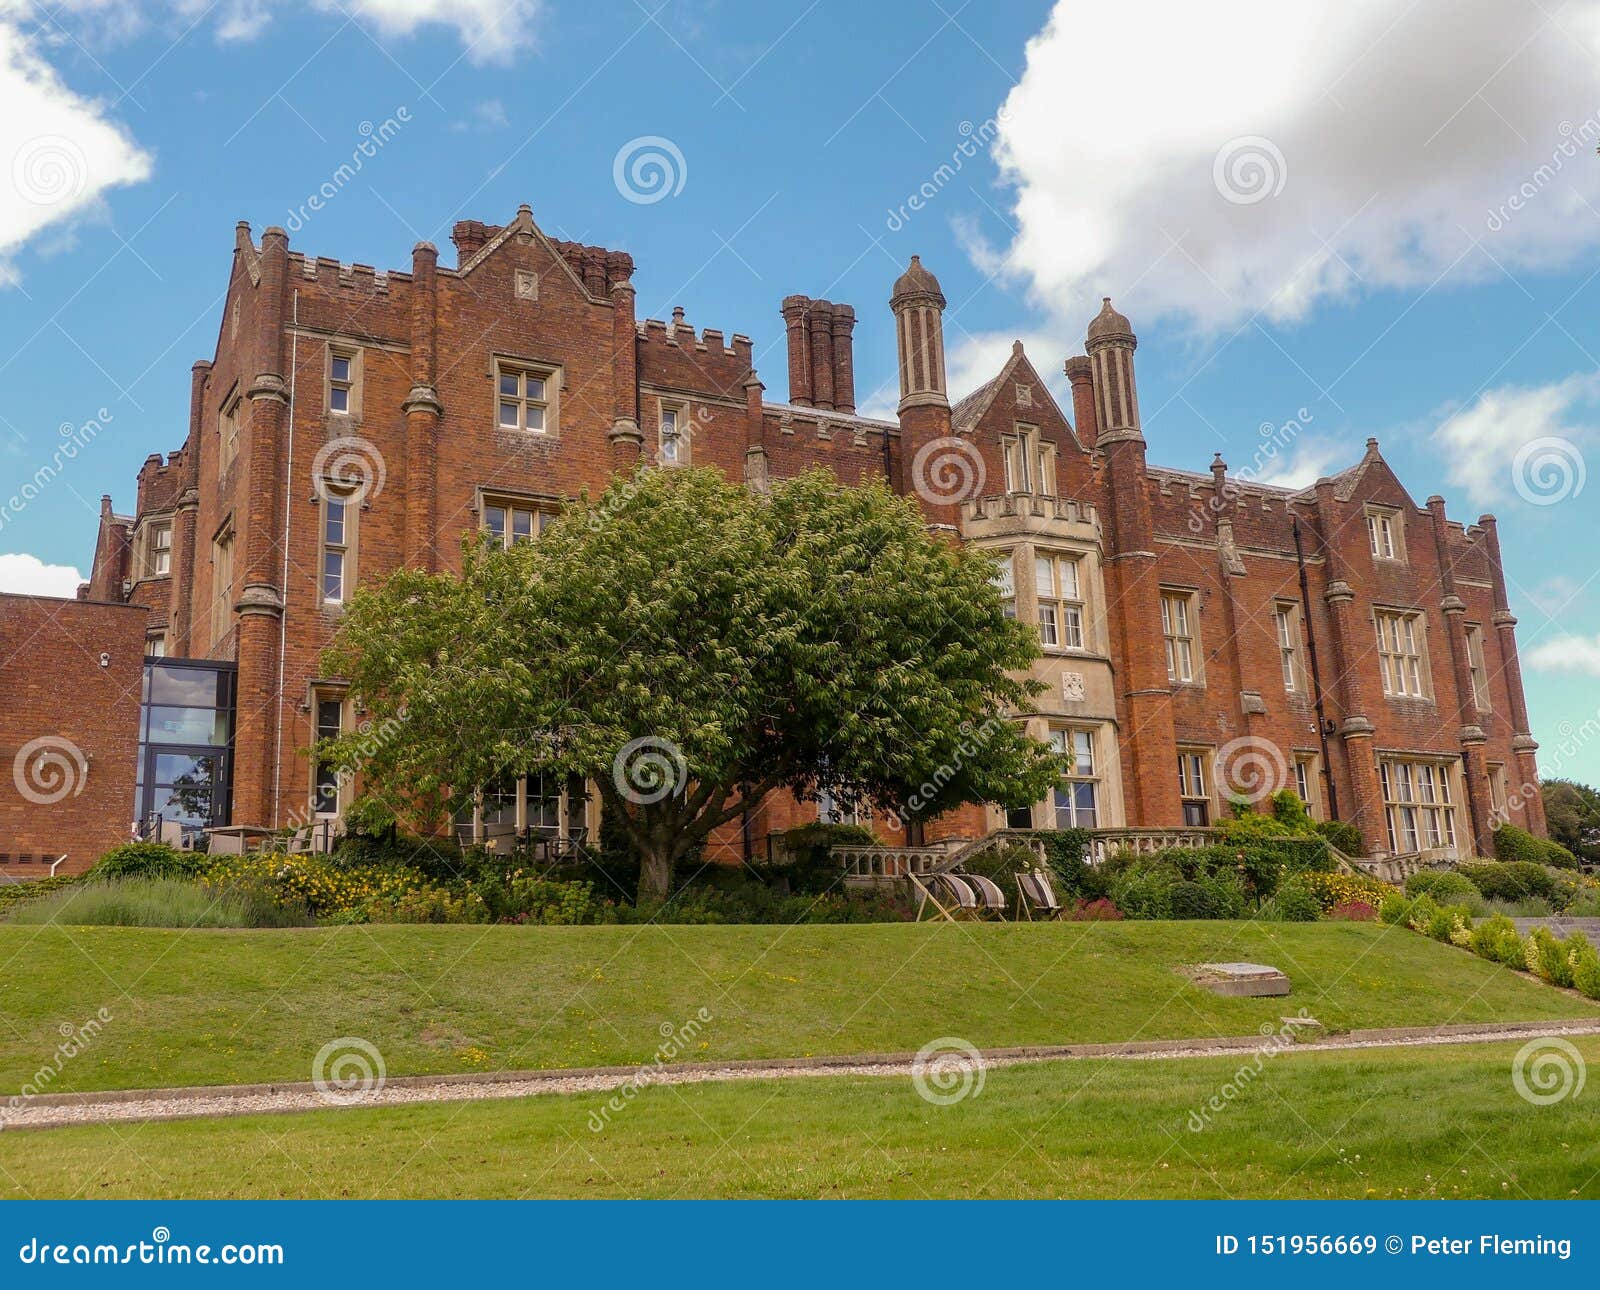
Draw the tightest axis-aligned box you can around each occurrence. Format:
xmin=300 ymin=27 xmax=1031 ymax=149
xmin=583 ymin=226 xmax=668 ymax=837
xmin=316 ymin=699 xmax=342 ymax=740
xmin=511 ymin=509 xmax=534 ymax=542
xmin=1038 ymin=606 xmax=1058 ymax=646
xmin=485 ymin=506 xmax=506 ymax=539
xmin=1034 ymin=557 xmax=1054 ymax=597
xmin=1063 ymin=607 xmax=1083 ymax=650
xmin=329 ymin=386 xmax=349 ymax=413
xmin=525 ymin=405 xmax=545 ymax=431
xmin=526 ymin=378 xmax=545 ymax=402
xmin=499 ymin=373 xmax=519 ymax=396
xmin=1059 ymin=559 xmax=1079 ymax=598
xmin=148 ymin=665 xmax=224 ymax=707
xmin=325 ymin=499 xmax=344 ymax=544
xmin=146 ymin=707 xmax=229 ymax=745
xmin=331 ymin=356 xmax=350 ymax=382
xmin=1073 ymin=782 xmax=1097 ymax=828
xmin=1073 ymin=730 xmax=1093 ymax=774
xmin=323 ymin=551 xmax=344 ymax=599
xmin=499 ymin=401 xmax=520 ymax=427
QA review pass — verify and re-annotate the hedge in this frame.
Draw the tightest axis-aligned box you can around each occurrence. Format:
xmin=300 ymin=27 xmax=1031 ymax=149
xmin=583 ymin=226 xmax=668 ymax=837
xmin=1494 ymin=822 xmax=1579 ymax=870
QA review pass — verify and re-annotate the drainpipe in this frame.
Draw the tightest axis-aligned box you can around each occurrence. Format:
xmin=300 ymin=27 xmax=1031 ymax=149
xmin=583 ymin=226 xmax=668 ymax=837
xmin=1293 ymin=517 xmax=1340 ymax=820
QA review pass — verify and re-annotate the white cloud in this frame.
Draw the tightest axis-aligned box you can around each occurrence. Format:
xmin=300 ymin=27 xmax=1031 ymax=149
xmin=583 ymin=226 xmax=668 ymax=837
xmin=1528 ymin=633 xmax=1600 ymax=678
xmin=984 ymin=1 xmax=1600 ymax=329
xmin=1432 ymin=373 xmax=1599 ymax=507
xmin=1248 ymin=438 xmax=1346 ymax=490
xmin=0 ymin=552 xmax=84 ymax=596
xmin=163 ymin=0 xmax=541 ymax=62
xmin=1528 ymin=575 xmax=1585 ymax=617
xmin=0 ymin=11 xmax=151 ymax=285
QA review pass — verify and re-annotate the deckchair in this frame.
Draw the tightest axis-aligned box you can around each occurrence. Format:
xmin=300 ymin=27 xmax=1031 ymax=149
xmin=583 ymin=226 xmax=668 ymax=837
xmin=1016 ymin=868 xmax=1063 ymax=920
xmin=962 ymin=872 xmax=1008 ymax=918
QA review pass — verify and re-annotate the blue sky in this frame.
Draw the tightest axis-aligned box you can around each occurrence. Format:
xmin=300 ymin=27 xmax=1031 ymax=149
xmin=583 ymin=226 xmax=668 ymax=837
xmin=1 ymin=0 xmax=1599 ymax=783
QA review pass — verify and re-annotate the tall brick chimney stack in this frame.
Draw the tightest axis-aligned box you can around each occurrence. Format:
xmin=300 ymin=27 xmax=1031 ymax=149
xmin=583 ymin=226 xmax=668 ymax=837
xmin=781 ymin=295 xmax=813 ymax=406
xmin=831 ymin=304 xmax=856 ymax=413
xmin=781 ymin=295 xmax=857 ymax=412
xmin=1064 ymin=354 xmax=1097 ymax=448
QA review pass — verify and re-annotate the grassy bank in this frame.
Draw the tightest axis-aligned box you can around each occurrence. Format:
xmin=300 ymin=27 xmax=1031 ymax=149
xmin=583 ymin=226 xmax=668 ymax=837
xmin=2 ymin=1037 xmax=1593 ymax=1198
xmin=0 ymin=921 xmax=1591 ymax=1094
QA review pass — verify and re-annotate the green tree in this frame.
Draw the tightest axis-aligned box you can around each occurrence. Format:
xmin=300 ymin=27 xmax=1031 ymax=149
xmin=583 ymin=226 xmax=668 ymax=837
xmin=1542 ymin=778 xmax=1600 ymax=863
xmin=324 ymin=467 xmax=1061 ymax=901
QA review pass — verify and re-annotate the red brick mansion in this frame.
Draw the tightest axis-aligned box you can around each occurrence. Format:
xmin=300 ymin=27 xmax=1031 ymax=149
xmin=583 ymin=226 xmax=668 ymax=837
xmin=0 ymin=205 xmax=1547 ymax=873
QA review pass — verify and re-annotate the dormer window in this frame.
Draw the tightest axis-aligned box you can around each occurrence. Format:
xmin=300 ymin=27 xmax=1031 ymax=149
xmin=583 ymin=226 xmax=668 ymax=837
xmin=1366 ymin=507 xmax=1402 ymax=561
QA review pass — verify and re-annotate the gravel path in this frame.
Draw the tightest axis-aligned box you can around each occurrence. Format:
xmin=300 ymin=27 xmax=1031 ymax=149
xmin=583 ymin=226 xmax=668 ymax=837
xmin=5 ymin=1018 xmax=1599 ymax=1132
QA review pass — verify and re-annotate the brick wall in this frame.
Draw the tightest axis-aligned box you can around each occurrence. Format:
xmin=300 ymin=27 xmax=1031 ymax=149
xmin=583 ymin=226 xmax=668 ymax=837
xmin=0 ymin=594 xmax=147 ymax=875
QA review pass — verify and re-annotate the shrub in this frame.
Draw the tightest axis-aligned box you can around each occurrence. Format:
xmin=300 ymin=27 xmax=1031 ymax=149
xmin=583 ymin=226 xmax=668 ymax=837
xmin=1314 ymin=819 xmax=1366 ymax=856
xmin=1527 ymin=927 xmax=1575 ymax=988
xmin=7 ymin=877 xmax=310 ymax=928
xmin=1405 ymin=870 xmax=1485 ymax=911
xmin=1303 ymin=870 xmax=1395 ymax=911
xmin=203 ymin=852 xmax=423 ymax=917
xmin=1269 ymin=875 xmax=1322 ymax=922
xmin=1108 ymin=866 xmax=1178 ymax=920
xmin=0 ymin=875 xmax=78 ymax=912
xmin=89 ymin=842 xmax=205 ymax=881
xmin=1328 ymin=900 xmax=1377 ymax=921
xmin=626 ymin=881 xmax=908 ymax=925
xmin=1470 ymin=915 xmax=1527 ymax=969
xmin=1269 ymin=788 xmax=1316 ymax=834
xmin=1169 ymin=880 xmax=1219 ymax=920
xmin=1064 ymin=897 xmax=1123 ymax=921
xmin=1378 ymin=891 xmax=1412 ymax=926
xmin=1457 ymin=860 xmax=1557 ymax=905
xmin=1494 ymin=823 xmax=1578 ymax=870
xmin=1571 ymin=938 xmax=1600 ymax=1000
xmin=1037 ymin=829 xmax=1101 ymax=899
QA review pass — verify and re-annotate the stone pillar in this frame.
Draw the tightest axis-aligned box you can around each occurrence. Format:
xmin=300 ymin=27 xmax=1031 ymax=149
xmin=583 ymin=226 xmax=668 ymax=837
xmin=403 ymin=241 xmax=442 ymax=571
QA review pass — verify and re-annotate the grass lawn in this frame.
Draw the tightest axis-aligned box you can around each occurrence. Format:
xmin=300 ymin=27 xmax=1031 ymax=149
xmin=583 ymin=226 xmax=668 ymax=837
xmin=3 ymin=1037 xmax=1595 ymax=1199
xmin=0 ymin=921 xmax=1592 ymax=1094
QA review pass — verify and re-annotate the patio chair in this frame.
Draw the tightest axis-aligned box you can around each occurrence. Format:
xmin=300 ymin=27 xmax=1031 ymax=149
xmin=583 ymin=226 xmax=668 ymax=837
xmin=284 ymin=825 xmax=314 ymax=855
xmin=961 ymin=872 xmax=1008 ymax=919
xmin=483 ymin=821 xmax=518 ymax=859
xmin=1016 ymin=869 xmax=1063 ymax=920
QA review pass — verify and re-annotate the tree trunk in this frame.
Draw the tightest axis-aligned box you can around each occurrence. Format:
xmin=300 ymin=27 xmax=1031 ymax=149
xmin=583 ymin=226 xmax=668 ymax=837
xmin=637 ymin=843 xmax=673 ymax=904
